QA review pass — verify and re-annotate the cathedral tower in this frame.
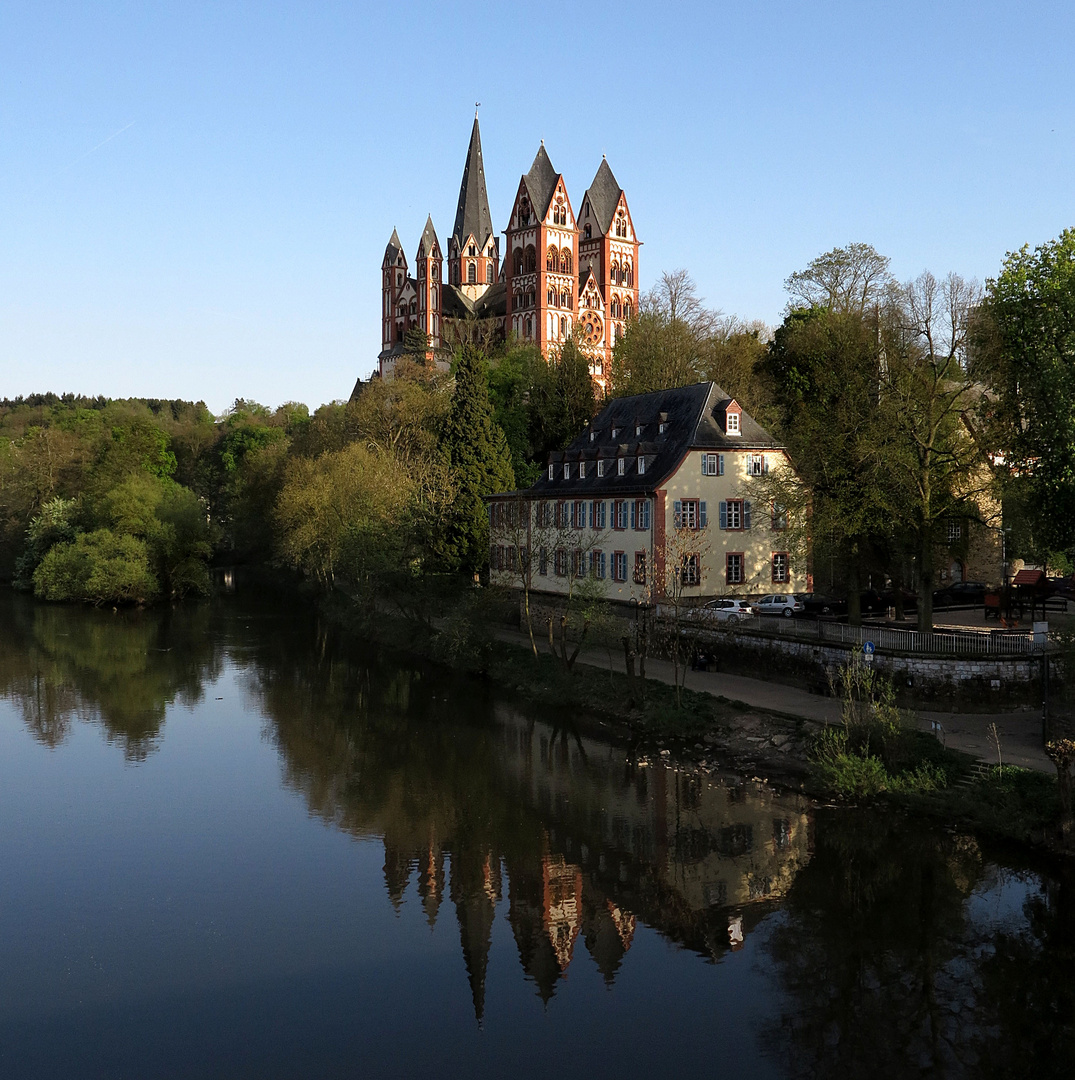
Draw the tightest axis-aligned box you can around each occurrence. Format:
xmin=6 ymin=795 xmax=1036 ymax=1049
xmin=381 ymin=228 xmax=408 ymax=355
xmin=447 ymin=115 xmax=498 ymax=302
xmin=505 ymin=143 xmax=578 ymax=353
xmin=577 ymin=157 xmax=640 ymax=387
xmin=415 ymin=216 xmax=442 ymax=349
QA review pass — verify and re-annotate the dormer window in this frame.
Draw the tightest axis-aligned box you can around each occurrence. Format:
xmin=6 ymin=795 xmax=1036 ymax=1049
xmin=597 ymin=459 xmax=605 ymax=477
xmin=638 ymin=456 xmax=646 ymax=474
xmin=635 ymin=424 xmax=642 ymax=436
xmin=563 ymin=464 xmax=570 ymax=480
xmin=579 ymin=461 xmax=586 ymax=479
xmin=548 ymin=464 xmax=554 ymax=480
xmin=726 ymin=410 xmax=741 ymax=436
xmin=589 ymin=431 xmax=595 ymax=442
xmin=611 ymin=426 xmax=619 ymax=439
xmin=618 ymin=458 xmax=625 ymax=476
xmin=659 ymin=422 xmax=666 ymax=434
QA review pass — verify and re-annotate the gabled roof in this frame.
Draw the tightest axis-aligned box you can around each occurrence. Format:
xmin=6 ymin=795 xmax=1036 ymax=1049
xmin=417 ymin=215 xmax=440 ymax=259
xmin=383 ymin=228 xmax=405 ymax=267
xmin=452 ymin=117 xmax=495 ymax=251
xmin=584 ymin=157 xmax=623 ymax=235
xmin=513 ymin=382 xmax=782 ymax=497
xmin=524 ymin=142 xmax=560 ymax=219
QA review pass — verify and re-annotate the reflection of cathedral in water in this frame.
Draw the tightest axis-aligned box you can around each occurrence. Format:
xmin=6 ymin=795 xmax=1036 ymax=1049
xmin=370 ymin=706 xmax=812 ymax=1020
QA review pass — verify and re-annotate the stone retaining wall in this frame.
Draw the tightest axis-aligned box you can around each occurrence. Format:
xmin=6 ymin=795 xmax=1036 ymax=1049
xmin=519 ymin=594 xmax=1051 ymax=706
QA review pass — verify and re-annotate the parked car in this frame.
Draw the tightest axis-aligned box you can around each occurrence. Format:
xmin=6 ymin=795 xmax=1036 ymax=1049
xmin=800 ymin=590 xmax=887 ymax=618
xmin=933 ymin=581 xmax=987 ymax=608
xmin=800 ymin=593 xmax=846 ymax=617
xmin=754 ymin=593 xmax=805 ymax=618
xmin=880 ymin=587 xmax=918 ymax=613
xmin=699 ymin=598 xmax=755 ymax=623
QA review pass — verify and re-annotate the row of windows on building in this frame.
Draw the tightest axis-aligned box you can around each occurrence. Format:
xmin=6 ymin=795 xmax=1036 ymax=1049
xmin=491 ymin=543 xmax=645 ymax=584
xmin=491 ymin=498 xmax=651 ymax=531
xmin=490 ymin=545 xmax=791 ymax=586
xmin=449 ymin=260 xmax=495 ymax=286
xmin=552 ymin=455 xmax=648 ymax=480
xmin=545 ymin=247 xmax=573 ymax=274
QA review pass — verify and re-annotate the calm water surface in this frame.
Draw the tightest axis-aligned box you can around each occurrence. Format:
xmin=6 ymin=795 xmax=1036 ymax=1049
xmin=1 ymin=586 xmax=1073 ymax=1079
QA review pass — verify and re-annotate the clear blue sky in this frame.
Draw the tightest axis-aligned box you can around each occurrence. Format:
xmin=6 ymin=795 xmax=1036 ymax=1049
xmin=2 ymin=0 xmax=1072 ymax=414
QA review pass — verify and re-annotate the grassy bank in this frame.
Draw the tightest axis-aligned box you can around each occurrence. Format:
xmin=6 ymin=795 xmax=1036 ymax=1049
xmin=318 ymin=584 xmax=1070 ymax=856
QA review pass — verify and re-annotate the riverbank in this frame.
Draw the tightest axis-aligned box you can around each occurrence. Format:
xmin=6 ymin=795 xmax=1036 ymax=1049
xmin=318 ymin=586 xmax=1070 ymax=856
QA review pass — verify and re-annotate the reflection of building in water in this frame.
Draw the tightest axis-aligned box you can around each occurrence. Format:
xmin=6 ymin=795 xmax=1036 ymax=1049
xmin=543 ymin=849 xmax=583 ymax=971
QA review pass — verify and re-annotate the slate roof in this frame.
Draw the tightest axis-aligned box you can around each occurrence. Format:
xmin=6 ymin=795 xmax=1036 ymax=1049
xmin=383 ymin=228 xmax=404 ymax=266
xmin=452 ymin=117 xmax=495 ymax=250
xmin=417 ymin=215 xmax=440 ymax=258
xmin=584 ymin=157 xmax=622 ymax=235
xmin=525 ymin=143 xmax=560 ymax=219
xmin=494 ymin=382 xmax=782 ymax=498
xmin=441 ymin=281 xmax=507 ymax=320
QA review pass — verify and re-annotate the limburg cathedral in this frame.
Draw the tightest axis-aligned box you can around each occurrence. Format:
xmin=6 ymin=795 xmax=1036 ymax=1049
xmin=378 ymin=114 xmax=640 ymax=392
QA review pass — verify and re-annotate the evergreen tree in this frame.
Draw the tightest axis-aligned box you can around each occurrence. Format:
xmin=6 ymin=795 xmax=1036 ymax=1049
xmin=439 ymin=346 xmax=515 ymax=574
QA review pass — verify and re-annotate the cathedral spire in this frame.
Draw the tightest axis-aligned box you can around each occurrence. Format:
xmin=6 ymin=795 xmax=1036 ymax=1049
xmin=452 ymin=116 xmax=494 ymax=251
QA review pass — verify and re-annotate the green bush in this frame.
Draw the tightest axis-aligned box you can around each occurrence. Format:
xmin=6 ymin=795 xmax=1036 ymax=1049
xmin=33 ymin=529 xmax=159 ymax=605
xmin=811 ymin=655 xmax=950 ymax=797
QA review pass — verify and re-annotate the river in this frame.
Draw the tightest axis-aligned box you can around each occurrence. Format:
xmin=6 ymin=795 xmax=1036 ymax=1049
xmin=0 ymin=584 xmax=1072 ymax=1078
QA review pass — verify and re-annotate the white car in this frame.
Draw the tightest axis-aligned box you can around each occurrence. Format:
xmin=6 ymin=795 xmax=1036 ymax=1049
xmin=700 ymin=598 xmax=755 ymax=623
xmin=754 ymin=593 xmax=804 ymax=618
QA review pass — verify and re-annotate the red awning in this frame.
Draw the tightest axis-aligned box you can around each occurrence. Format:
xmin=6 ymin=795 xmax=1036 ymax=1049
xmin=1012 ymin=568 xmax=1046 ymax=586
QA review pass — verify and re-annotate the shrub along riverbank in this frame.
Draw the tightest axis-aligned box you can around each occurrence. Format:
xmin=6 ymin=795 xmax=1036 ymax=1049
xmin=316 ymin=583 xmax=1071 ymax=856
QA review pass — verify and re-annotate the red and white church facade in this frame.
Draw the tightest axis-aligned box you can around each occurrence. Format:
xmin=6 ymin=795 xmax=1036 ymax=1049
xmin=379 ymin=116 xmax=640 ymax=392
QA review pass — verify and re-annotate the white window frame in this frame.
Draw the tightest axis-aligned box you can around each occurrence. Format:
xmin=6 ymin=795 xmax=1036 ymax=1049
xmin=618 ymin=458 xmax=625 ymax=476
xmin=637 ymin=456 xmax=645 ymax=474
xmin=727 ymin=411 xmax=741 ymax=436
xmin=597 ymin=459 xmax=606 ymax=477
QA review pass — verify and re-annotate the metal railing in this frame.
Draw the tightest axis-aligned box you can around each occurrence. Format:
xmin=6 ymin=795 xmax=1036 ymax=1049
xmin=666 ymin=607 xmax=1045 ymax=657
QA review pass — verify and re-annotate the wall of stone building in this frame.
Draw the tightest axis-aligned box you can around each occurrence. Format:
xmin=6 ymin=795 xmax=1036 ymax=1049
xmin=936 ymin=519 xmax=1004 ymax=586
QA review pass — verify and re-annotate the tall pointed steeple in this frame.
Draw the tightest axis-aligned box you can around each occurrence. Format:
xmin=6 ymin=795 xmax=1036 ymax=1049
xmin=451 ymin=116 xmax=495 ymax=251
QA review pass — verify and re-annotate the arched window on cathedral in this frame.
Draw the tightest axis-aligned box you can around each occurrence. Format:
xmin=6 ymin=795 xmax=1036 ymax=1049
xmin=528 ymin=290 xmax=535 ymax=308
xmin=468 ymin=244 xmax=476 ymax=256
xmin=560 ymin=250 xmax=572 ymax=274
xmin=410 ymin=300 xmax=417 ymax=314
xmin=513 ymin=250 xmax=523 ymax=276
xmin=560 ymin=316 xmax=567 ymax=337
xmin=431 ymin=287 xmax=438 ymax=307
xmin=610 ymin=261 xmax=620 ymax=286
xmin=548 ymin=287 xmax=555 ymax=306
xmin=560 ymin=289 xmax=568 ymax=308
xmin=525 ymin=246 xmax=536 ymax=273
xmin=513 ymin=290 xmax=523 ymax=311
xmin=467 ymin=262 xmax=476 ymax=284
xmin=396 ymin=322 xmax=404 ymax=342
xmin=486 ymin=260 xmax=493 ymax=282
xmin=615 ymin=212 xmax=627 ymax=238
xmin=432 ymin=264 xmax=438 ymax=280
xmin=623 ymin=299 xmax=632 ymax=320
xmin=625 ymin=263 xmax=633 ymax=287
xmin=547 ymin=246 xmax=557 ymax=272
xmin=584 ymin=224 xmax=592 ymax=239
xmin=525 ymin=316 xmax=532 ymax=339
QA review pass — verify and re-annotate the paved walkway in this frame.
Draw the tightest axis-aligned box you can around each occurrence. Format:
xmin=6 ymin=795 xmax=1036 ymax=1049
xmin=499 ymin=628 xmax=1054 ymax=774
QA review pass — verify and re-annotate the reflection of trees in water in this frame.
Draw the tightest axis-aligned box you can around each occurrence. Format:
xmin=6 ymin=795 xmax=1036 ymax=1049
xmin=242 ymin=614 xmax=814 ymax=1019
xmin=761 ymin=810 xmax=1075 ymax=1078
xmin=0 ymin=592 xmax=221 ymax=760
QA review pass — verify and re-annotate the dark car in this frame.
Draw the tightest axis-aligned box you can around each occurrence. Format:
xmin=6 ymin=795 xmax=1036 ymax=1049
xmin=800 ymin=590 xmax=887 ymax=619
xmin=800 ymin=593 xmax=846 ymax=617
xmin=880 ymin=587 xmax=919 ymax=613
xmin=933 ymin=581 xmax=987 ymax=608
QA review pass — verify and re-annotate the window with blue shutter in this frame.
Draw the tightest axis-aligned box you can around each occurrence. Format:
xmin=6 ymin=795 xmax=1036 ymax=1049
xmin=719 ymin=454 xmax=725 ymax=476
xmin=744 ymin=501 xmax=752 ymax=529
xmin=700 ymin=501 xmax=707 ymax=528
xmin=631 ymin=502 xmax=637 ymax=529
xmin=719 ymin=501 xmax=728 ymax=529
xmin=674 ymin=500 xmax=683 ymax=528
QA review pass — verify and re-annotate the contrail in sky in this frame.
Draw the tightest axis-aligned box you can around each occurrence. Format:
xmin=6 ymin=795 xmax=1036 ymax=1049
xmin=46 ymin=120 xmax=137 ymax=183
